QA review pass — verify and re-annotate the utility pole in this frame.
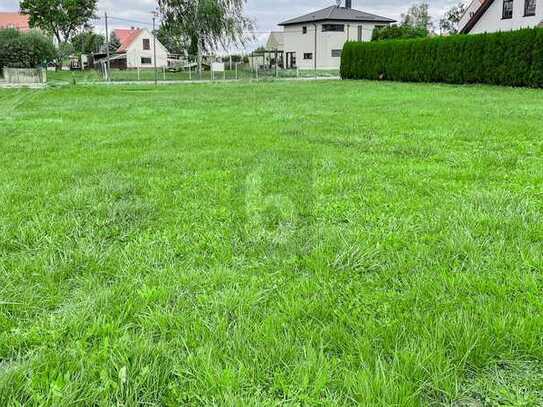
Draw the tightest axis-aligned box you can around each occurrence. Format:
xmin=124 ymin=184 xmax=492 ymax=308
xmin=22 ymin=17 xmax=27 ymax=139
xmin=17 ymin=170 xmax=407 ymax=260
xmin=275 ymin=49 xmax=278 ymax=78
xmin=313 ymin=23 xmax=318 ymax=77
xmin=152 ymin=10 xmax=158 ymax=86
xmin=195 ymin=0 xmax=202 ymax=80
xmin=105 ymin=12 xmax=110 ymax=81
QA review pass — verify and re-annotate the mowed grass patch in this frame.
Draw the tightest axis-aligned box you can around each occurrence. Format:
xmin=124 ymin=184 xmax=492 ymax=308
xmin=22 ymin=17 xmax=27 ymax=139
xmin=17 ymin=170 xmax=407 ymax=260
xmin=0 ymin=81 xmax=542 ymax=405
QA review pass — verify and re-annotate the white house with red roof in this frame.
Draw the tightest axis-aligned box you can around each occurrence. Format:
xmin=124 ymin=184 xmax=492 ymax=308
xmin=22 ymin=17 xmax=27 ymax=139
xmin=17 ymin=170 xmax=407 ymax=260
xmin=0 ymin=12 xmax=31 ymax=32
xmin=113 ymin=28 xmax=169 ymax=69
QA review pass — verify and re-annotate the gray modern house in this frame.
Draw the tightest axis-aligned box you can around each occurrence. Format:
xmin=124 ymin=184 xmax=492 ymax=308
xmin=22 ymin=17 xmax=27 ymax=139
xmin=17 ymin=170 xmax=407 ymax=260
xmin=269 ymin=0 xmax=395 ymax=69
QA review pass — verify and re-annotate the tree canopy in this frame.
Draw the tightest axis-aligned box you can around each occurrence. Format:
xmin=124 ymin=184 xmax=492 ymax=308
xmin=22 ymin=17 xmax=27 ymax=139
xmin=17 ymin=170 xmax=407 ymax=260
xmin=71 ymin=31 xmax=104 ymax=54
xmin=372 ymin=25 xmax=429 ymax=41
xmin=108 ymin=31 xmax=121 ymax=53
xmin=439 ymin=2 xmax=467 ymax=34
xmin=156 ymin=25 xmax=187 ymax=56
xmin=0 ymin=28 xmax=56 ymax=68
xmin=158 ymin=0 xmax=253 ymax=60
xmin=19 ymin=0 xmax=98 ymax=44
xmin=371 ymin=1 xmax=433 ymax=42
xmin=401 ymin=1 xmax=433 ymax=32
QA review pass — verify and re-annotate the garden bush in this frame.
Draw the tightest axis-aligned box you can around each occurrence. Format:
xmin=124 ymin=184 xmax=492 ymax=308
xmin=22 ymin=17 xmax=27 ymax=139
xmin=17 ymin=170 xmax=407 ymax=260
xmin=372 ymin=25 xmax=428 ymax=41
xmin=341 ymin=28 xmax=543 ymax=87
xmin=0 ymin=29 xmax=56 ymax=69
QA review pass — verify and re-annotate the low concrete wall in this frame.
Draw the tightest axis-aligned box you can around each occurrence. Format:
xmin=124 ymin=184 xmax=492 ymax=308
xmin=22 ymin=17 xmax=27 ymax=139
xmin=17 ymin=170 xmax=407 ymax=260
xmin=2 ymin=68 xmax=47 ymax=84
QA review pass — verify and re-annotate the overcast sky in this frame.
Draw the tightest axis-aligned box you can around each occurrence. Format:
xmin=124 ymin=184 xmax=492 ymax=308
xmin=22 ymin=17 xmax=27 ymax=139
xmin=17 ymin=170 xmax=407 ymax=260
xmin=1 ymin=0 xmax=463 ymax=47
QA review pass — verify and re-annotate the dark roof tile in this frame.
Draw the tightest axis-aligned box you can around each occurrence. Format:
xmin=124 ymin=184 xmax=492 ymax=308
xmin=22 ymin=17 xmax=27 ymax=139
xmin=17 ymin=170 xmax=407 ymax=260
xmin=279 ymin=6 xmax=395 ymax=26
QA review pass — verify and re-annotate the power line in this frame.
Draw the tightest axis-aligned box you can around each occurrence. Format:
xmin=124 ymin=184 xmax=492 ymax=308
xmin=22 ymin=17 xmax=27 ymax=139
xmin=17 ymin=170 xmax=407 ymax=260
xmin=92 ymin=15 xmax=155 ymax=26
xmin=92 ymin=14 xmax=377 ymax=34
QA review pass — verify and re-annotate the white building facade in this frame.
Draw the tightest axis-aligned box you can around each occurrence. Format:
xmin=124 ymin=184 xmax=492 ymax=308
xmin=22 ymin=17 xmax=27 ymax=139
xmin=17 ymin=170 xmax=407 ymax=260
xmin=459 ymin=0 xmax=543 ymax=34
xmin=277 ymin=1 xmax=395 ymax=70
xmin=115 ymin=28 xmax=169 ymax=69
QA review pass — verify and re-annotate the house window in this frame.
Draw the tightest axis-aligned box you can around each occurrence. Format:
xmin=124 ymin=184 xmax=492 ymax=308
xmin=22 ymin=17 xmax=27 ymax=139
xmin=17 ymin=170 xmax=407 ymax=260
xmin=302 ymin=26 xmax=307 ymax=34
xmin=331 ymin=49 xmax=342 ymax=57
xmin=357 ymin=25 xmax=363 ymax=40
xmin=303 ymin=53 xmax=313 ymax=60
xmin=143 ymin=38 xmax=151 ymax=50
xmin=503 ymin=0 xmax=513 ymax=19
xmin=322 ymin=24 xmax=345 ymax=32
xmin=141 ymin=57 xmax=152 ymax=64
xmin=524 ymin=0 xmax=536 ymax=15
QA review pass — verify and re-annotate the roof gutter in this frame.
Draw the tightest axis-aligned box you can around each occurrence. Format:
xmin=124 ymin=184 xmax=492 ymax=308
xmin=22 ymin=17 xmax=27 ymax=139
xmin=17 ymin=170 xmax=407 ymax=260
xmin=279 ymin=17 xmax=396 ymax=26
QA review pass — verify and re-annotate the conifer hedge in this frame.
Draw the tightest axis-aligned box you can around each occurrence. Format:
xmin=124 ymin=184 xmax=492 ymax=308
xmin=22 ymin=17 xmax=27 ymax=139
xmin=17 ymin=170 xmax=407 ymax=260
xmin=341 ymin=28 xmax=543 ymax=87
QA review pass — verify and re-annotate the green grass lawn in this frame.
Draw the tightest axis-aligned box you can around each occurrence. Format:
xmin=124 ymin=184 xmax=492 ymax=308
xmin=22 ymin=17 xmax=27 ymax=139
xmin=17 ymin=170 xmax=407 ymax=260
xmin=1 ymin=80 xmax=543 ymax=406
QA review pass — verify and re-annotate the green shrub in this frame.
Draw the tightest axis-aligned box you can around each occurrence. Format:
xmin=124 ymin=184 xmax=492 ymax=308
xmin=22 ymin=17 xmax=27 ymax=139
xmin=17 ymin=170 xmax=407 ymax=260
xmin=0 ymin=29 xmax=56 ymax=69
xmin=372 ymin=25 xmax=428 ymax=41
xmin=341 ymin=28 xmax=543 ymax=88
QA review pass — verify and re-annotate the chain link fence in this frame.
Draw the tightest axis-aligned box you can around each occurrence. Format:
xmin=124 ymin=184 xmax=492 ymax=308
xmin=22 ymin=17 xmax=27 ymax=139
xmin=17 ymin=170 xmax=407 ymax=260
xmin=41 ymin=12 xmax=345 ymax=86
xmin=47 ymin=62 xmax=340 ymax=85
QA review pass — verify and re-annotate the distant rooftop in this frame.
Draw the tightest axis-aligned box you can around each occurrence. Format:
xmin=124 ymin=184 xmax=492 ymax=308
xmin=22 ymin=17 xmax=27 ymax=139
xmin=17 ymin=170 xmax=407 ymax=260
xmin=279 ymin=5 xmax=395 ymax=26
xmin=114 ymin=28 xmax=143 ymax=53
xmin=0 ymin=12 xmax=30 ymax=32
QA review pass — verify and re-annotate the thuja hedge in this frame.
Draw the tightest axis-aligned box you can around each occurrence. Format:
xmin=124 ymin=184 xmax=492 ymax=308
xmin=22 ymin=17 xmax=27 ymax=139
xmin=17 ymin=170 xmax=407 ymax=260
xmin=341 ymin=28 xmax=543 ymax=87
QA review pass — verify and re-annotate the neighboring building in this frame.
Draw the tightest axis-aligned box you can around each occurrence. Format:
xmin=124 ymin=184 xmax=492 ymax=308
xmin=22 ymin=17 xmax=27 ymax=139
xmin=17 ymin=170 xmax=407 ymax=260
xmin=276 ymin=0 xmax=395 ymax=69
xmin=266 ymin=32 xmax=285 ymax=51
xmin=112 ymin=28 xmax=169 ymax=69
xmin=247 ymin=33 xmax=285 ymax=70
xmin=0 ymin=12 xmax=30 ymax=32
xmin=459 ymin=0 xmax=543 ymax=34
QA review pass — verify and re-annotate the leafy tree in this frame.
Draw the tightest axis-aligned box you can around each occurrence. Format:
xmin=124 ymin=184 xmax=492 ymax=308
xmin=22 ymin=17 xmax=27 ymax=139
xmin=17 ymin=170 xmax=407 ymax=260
xmin=158 ymin=0 xmax=254 ymax=72
xmin=156 ymin=24 xmax=186 ymax=55
xmin=108 ymin=31 xmax=121 ymax=53
xmin=0 ymin=28 xmax=56 ymax=69
xmin=19 ymin=0 xmax=98 ymax=44
xmin=372 ymin=25 xmax=428 ymax=41
xmin=401 ymin=1 xmax=434 ymax=32
xmin=57 ymin=40 xmax=74 ymax=63
xmin=223 ymin=54 xmax=242 ymax=63
xmin=72 ymin=31 xmax=104 ymax=54
xmin=439 ymin=2 xmax=466 ymax=34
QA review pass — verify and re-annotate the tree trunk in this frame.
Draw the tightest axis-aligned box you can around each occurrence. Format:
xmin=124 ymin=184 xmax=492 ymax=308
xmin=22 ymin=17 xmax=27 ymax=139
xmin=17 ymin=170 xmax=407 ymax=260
xmin=197 ymin=37 xmax=203 ymax=78
xmin=55 ymin=33 xmax=63 ymax=71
